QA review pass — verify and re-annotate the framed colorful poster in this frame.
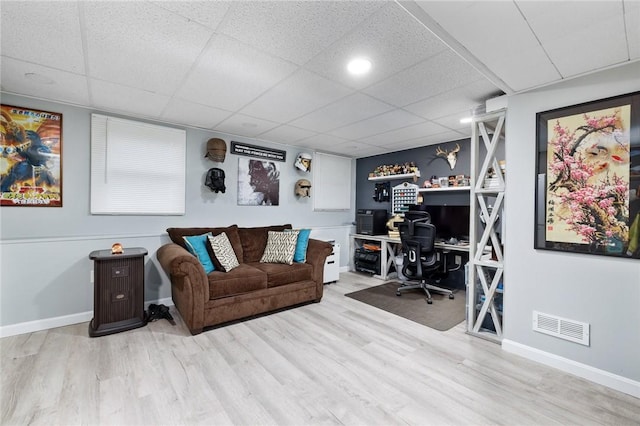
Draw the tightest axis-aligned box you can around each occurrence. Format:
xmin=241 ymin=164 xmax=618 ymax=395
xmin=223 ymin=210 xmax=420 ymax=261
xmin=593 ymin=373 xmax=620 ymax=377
xmin=0 ymin=105 xmax=62 ymax=207
xmin=534 ymin=92 xmax=640 ymax=259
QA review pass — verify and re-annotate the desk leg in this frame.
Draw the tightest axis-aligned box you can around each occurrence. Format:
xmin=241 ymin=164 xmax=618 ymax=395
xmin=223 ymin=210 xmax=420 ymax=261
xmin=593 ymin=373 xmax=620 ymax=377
xmin=349 ymin=237 xmax=356 ymax=272
xmin=383 ymin=241 xmax=399 ymax=280
xmin=379 ymin=240 xmax=388 ymax=279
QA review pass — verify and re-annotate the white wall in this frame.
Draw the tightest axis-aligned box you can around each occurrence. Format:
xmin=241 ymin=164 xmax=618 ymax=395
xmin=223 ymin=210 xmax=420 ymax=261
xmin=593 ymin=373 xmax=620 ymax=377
xmin=0 ymin=93 xmax=355 ymax=335
xmin=504 ymin=62 xmax=640 ymax=390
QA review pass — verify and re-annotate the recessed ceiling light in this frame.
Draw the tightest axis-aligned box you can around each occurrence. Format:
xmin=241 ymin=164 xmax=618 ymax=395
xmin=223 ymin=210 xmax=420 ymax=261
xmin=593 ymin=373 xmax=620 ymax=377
xmin=460 ymin=117 xmax=473 ymax=124
xmin=347 ymin=58 xmax=372 ymax=75
xmin=24 ymin=72 xmax=55 ymax=85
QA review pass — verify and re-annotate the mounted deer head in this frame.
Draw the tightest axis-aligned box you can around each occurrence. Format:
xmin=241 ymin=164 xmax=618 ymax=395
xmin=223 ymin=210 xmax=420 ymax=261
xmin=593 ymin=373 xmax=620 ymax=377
xmin=435 ymin=143 xmax=460 ymax=170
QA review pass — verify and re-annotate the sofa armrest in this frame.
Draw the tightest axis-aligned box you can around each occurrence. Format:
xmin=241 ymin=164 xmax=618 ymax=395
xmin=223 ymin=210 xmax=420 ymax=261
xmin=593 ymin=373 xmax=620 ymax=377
xmin=305 ymin=238 xmax=333 ymax=299
xmin=156 ymin=243 xmax=209 ymax=333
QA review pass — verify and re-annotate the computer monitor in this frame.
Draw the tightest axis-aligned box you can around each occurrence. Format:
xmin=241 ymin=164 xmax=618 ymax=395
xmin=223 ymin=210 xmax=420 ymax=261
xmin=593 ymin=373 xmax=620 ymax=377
xmin=409 ymin=204 xmax=470 ymax=241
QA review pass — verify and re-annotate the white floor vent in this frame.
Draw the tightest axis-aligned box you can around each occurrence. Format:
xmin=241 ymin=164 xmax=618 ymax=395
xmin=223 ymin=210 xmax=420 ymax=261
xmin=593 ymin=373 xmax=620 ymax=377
xmin=533 ymin=311 xmax=590 ymax=346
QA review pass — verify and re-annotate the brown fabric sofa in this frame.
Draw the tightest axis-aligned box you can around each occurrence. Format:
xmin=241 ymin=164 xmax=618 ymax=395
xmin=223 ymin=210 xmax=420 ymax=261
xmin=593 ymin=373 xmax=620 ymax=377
xmin=157 ymin=224 xmax=333 ymax=335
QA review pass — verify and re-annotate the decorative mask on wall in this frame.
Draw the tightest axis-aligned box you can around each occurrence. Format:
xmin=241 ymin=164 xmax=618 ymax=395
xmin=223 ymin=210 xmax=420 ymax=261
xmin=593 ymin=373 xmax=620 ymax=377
xmin=435 ymin=143 xmax=461 ymax=170
xmin=294 ymin=152 xmax=312 ymax=172
xmin=205 ymin=167 xmax=226 ymax=193
xmin=295 ymin=179 xmax=311 ymax=197
xmin=205 ymin=138 xmax=227 ymax=162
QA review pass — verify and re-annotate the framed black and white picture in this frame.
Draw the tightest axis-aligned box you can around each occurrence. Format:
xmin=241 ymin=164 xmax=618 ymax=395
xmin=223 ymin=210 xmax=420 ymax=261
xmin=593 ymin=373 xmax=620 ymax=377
xmin=237 ymin=158 xmax=280 ymax=206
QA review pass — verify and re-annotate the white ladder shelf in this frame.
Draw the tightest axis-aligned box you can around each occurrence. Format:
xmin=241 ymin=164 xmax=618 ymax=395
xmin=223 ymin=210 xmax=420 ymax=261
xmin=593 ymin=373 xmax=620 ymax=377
xmin=468 ymin=108 xmax=506 ymax=342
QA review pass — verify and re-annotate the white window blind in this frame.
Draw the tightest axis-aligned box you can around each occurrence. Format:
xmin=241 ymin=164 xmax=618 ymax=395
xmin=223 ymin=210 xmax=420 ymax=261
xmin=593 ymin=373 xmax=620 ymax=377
xmin=313 ymin=151 xmax=351 ymax=211
xmin=91 ymin=114 xmax=186 ymax=215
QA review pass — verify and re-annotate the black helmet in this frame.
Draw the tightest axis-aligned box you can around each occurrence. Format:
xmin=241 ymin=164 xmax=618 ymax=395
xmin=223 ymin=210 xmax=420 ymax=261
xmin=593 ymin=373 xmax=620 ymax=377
xmin=205 ymin=168 xmax=226 ymax=193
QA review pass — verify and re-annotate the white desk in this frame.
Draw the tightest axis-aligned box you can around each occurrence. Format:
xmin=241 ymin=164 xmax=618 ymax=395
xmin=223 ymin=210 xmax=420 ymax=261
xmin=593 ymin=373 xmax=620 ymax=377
xmin=349 ymin=233 xmax=472 ymax=280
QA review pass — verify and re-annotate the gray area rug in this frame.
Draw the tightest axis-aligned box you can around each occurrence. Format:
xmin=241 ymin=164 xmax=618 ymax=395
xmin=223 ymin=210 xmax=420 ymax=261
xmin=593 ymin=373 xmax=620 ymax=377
xmin=345 ymin=282 xmax=466 ymax=331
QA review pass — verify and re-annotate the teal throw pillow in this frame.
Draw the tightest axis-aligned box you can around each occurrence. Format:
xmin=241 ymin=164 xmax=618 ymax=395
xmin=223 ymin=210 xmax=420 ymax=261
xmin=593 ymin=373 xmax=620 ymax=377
xmin=183 ymin=233 xmax=215 ymax=274
xmin=286 ymin=228 xmax=311 ymax=263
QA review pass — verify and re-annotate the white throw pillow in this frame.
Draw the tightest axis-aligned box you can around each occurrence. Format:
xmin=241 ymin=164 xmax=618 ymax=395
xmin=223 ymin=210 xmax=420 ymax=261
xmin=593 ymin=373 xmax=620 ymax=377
xmin=260 ymin=230 xmax=299 ymax=265
xmin=208 ymin=232 xmax=240 ymax=272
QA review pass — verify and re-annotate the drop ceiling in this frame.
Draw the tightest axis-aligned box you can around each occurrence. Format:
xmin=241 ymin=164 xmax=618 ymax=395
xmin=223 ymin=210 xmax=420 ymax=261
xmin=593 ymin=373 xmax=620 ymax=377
xmin=1 ymin=1 xmax=638 ymax=158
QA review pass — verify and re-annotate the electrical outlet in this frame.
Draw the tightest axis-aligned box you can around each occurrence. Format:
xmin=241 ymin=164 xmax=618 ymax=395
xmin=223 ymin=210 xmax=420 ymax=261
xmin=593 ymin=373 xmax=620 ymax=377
xmin=90 ymin=270 xmax=94 ymax=284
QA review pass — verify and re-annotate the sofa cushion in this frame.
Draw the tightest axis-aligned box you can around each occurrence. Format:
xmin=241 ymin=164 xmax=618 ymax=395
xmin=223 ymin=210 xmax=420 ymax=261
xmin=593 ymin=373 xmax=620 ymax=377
xmin=238 ymin=224 xmax=292 ymax=263
xmin=167 ymin=225 xmax=243 ymax=264
xmin=207 ymin=264 xmax=267 ymax=299
xmin=260 ymin=230 xmax=299 ymax=265
xmin=208 ymin=232 xmax=240 ymax=272
xmin=183 ymin=233 xmax=215 ymax=274
xmin=249 ymin=262 xmax=313 ymax=288
xmin=285 ymin=228 xmax=312 ymax=262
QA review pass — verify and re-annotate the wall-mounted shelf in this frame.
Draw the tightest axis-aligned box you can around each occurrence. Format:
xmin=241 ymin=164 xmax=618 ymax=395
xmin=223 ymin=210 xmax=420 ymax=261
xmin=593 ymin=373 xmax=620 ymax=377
xmin=418 ymin=186 xmax=470 ymax=193
xmin=368 ymin=172 xmax=420 ymax=182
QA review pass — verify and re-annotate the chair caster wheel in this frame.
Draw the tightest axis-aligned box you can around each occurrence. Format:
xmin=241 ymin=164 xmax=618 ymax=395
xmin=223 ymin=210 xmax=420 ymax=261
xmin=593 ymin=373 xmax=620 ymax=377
xmin=427 ymin=299 xmax=433 ymax=304
xmin=396 ymin=291 xmax=401 ymax=296
xmin=449 ymin=294 xmax=455 ymax=299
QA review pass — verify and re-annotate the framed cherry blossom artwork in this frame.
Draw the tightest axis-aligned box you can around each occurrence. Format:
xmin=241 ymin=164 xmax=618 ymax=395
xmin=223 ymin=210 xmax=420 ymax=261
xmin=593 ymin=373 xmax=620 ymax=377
xmin=535 ymin=91 xmax=640 ymax=259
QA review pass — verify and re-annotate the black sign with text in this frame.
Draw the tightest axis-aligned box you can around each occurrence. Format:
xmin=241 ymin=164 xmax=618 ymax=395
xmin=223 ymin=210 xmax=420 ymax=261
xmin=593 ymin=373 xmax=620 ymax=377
xmin=231 ymin=141 xmax=286 ymax=162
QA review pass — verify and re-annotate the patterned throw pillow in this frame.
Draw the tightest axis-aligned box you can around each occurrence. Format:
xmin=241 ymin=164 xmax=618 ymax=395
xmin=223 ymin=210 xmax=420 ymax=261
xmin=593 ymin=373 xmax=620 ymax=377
xmin=207 ymin=232 xmax=240 ymax=272
xmin=260 ymin=230 xmax=299 ymax=265
xmin=183 ymin=233 xmax=215 ymax=274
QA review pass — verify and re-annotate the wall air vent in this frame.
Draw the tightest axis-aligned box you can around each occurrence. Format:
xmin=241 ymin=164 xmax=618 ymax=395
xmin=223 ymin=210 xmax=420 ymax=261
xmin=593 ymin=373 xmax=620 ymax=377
xmin=533 ymin=311 xmax=590 ymax=346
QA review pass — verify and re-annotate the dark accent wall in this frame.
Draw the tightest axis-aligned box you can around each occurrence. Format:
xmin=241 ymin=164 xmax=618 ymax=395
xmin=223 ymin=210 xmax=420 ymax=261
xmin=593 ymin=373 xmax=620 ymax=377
xmin=356 ymin=138 xmax=472 ymax=218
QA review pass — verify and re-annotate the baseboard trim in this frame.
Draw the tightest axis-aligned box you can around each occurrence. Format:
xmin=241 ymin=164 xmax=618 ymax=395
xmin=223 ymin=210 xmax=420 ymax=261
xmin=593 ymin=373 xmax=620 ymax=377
xmin=0 ymin=297 xmax=174 ymax=338
xmin=502 ymin=339 xmax=640 ymax=399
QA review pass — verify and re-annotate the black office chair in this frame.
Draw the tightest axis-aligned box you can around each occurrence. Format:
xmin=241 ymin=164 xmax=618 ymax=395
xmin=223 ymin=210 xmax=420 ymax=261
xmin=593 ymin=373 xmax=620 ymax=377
xmin=396 ymin=213 xmax=455 ymax=304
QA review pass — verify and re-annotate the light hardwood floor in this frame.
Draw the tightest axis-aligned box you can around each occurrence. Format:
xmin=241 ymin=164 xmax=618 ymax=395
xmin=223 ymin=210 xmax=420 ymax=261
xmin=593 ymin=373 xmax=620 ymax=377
xmin=2 ymin=272 xmax=639 ymax=426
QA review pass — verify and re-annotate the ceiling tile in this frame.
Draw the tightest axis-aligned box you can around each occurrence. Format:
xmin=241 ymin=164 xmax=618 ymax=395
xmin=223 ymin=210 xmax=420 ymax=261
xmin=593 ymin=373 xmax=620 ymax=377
xmin=415 ymin=0 xmax=554 ymax=93
xmin=151 ymin=1 xmax=231 ymax=30
xmin=419 ymin=131 xmax=469 ymax=147
xmin=239 ymin=69 xmax=353 ymax=123
xmin=161 ymin=98 xmax=232 ymax=129
xmin=175 ymin=35 xmax=298 ymax=112
xmin=323 ymin=140 xmax=384 ymax=158
xmin=432 ymin=110 xmax=475 ymax=134
xmin=214 ymin=113 xmax=279 ymax=138
xmin=404 ymin=79 xmax=501 ymax=120
xmin=360 ymin=121 xmax=450 ymax=147
xmin=516 ymin=1 xmax=622 ymax=44
xmin=296 ymin=134 xmax=350 ymax=149
xmin=0 ymin=1 xmax=85 ymax=74
xmin=364 ymin=50 xmax=486 ymax=107
xmin=417 ymin=1 xmax=537 ymax=61
xmin=328 ymin=109 xmax=425 ymax=140
xmin=90 ymin=79 xmax=171 ymax=118
xmin=624 ymin=0 xmax=640 ymax=59
xmin=290 ymin=93 xmax=394 ymax=133
xmin=485 ymin=47 xmax=561 ymax=92
xmin=217 ymin=1 xmax=384 ymax=65
xmin=305 ymin=2 xmax=448 ymax=90
xmin=83 ymin=1 xmax=213 ymax=95
xmin=517 ymin=1 xmax=628 ymax=77
xmin=257 ymin=125 xmax=317 ymax=144
xmin=1 ymin=58 xmax=90 ymax=106
xmin=382 ymin=130 xmax=467 ymax=151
